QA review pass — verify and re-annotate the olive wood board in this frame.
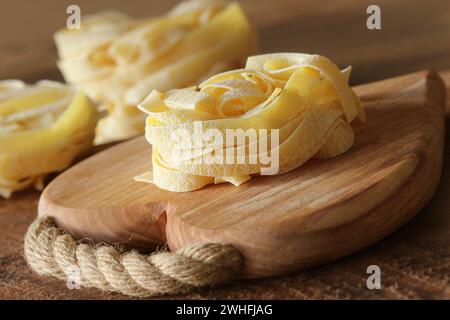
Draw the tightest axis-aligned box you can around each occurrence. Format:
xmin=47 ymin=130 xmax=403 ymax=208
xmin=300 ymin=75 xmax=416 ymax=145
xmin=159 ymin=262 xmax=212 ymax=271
xmin=38 ymin=70 xmax=446 ymax=278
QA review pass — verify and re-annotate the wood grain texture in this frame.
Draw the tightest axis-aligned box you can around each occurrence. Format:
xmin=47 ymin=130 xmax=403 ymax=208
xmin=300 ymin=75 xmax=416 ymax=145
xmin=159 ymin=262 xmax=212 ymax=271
xmin=1 ymin=0 xmax=450 ymax=300
xmin=38 ymin=70 xmax=446 ymax=279
xmin=0 ymin=70 xmax=448 ymax=299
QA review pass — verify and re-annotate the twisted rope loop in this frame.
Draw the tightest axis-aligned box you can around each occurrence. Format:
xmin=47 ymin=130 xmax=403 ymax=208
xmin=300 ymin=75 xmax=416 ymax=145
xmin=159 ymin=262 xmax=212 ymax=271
xmin=24 ymin=216 xmax=243 ymax=297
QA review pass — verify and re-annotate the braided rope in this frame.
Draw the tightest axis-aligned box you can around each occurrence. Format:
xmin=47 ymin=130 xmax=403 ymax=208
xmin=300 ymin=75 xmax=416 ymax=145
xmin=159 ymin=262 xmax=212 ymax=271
xmin=24 ymin=216 xmax=243 ymax=297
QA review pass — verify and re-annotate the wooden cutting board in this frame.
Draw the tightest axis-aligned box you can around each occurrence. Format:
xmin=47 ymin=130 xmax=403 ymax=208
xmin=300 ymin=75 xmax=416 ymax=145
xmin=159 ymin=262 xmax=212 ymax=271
xmin=38 ymin=70 xmax=446 ymax=279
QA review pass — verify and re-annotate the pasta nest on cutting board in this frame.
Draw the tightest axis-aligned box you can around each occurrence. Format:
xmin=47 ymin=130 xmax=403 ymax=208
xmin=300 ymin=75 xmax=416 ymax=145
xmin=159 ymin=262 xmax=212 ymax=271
xmin=136 ymin=53 xmax=365 ymax=192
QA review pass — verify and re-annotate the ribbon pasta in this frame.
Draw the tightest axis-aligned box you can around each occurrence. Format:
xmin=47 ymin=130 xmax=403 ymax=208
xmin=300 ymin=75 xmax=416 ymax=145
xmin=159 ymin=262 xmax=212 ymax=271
xmin=0 ymin=80 xmax=98 ymax=198
xmin=54 ymin=0 xmax=257 ymax=144
xmin=136 ymin=53 xmax=365 ymax=192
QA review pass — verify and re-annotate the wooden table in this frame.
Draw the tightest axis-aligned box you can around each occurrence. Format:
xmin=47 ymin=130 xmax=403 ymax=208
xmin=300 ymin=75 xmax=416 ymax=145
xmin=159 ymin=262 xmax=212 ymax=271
xmin=0 ymin=0 xmax=449 ymax=299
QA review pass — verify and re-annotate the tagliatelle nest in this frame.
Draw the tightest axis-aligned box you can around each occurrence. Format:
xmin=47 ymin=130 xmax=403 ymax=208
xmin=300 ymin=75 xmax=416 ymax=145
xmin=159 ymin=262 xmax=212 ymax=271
xmin=54 ymin=0 xmax=257 ymax=144
xmin=135 ymin=53 xmax=365 ymax=192
xmin=0 ymin=80 xmax=98 ymax=198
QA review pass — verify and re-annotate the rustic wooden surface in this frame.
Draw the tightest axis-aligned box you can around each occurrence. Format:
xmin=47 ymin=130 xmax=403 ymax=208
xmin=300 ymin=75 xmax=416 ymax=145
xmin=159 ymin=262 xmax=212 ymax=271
xmin=1 ymin=0 xmax=450 ymax=299
xmin=39 ymin=70 xmax=446 ymax=280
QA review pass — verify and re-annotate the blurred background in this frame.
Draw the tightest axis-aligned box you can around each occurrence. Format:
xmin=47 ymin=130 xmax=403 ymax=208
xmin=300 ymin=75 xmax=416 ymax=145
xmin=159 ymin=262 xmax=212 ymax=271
xmin=1 ymin=0 xmax=449 ymax=84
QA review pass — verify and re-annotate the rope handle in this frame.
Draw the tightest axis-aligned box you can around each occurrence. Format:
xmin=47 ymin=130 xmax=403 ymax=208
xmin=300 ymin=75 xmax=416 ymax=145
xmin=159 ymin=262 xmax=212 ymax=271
xmin=24 ymin=216 xmax=243 ymax=297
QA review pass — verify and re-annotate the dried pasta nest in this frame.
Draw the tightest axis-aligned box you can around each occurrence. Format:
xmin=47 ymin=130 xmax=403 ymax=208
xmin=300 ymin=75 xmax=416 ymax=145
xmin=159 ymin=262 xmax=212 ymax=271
xmin=136 ymin=53 xmax=365 ymax=192
xmin=54 ymin=0 xmax=257 ymax=144
xmin=0 ymin=80 xmax=98 ymax=198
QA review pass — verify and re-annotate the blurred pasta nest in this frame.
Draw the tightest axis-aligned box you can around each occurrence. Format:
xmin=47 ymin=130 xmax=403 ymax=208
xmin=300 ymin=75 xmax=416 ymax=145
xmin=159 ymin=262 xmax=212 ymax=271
xmin=0 ymin=80 xmax=98 ymax=198
xmin=54 ymin=0 xmax=257 ymax=144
